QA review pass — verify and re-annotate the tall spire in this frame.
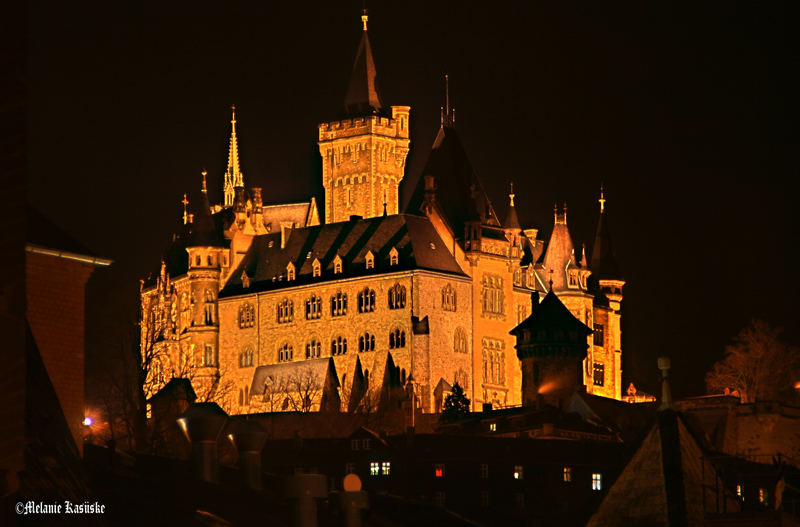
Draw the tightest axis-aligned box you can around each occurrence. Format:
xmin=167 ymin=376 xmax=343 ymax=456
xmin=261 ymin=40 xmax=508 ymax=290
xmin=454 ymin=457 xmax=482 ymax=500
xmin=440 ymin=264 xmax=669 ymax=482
xmin=504 ymin=181 xmax=521 ymax=230
xmin=223 ymin=105 xmax=244 ymax=207
xmin=441 ymin=74 xmax=455 ymax=127
xmin=590 ymin=185 xmax=622 ymax=280
xmin=344 ymin=9 xmax=384 ymax=116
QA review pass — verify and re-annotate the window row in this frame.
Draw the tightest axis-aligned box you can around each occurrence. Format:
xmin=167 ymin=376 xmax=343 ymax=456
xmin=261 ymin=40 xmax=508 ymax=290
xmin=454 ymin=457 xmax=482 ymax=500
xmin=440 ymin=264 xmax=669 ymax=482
xmin=271 ymin=285 xmax=408 ymax=324
xmin=266 ymin=329 xmax=407 ymax=364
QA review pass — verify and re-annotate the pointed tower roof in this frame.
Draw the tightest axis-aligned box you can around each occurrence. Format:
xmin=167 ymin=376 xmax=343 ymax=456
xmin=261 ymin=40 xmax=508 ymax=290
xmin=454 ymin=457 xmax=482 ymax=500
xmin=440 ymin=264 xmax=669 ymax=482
xmin=227 ymin=105 xmax=243 ymax=188
xmin=504 ymin=182 xmax=521 ymax=230
xmin=511 ymin=289 xmax=592 ymax=343
xmin=590 ymin=186 xmax=622 ymax=280
xmin=405 ymin=124 xmax=500 ymax=237
xmin=343 ymin=10 xmax=384 ymax=116
xmin=541 ymin=204 xmax=577 ymax=290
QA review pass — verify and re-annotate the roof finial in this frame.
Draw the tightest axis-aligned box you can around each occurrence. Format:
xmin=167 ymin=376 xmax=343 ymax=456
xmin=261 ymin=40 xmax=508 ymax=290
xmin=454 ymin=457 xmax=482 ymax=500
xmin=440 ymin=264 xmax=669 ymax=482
xmin=599 ymin=183 xmax=606 ymax=214
xmin=383 ymin=191 xmax=388 ymax=216
xmin=201 ymin=170 xmax=208 ymax=194
xmin=509 ymin=181 xmax=515 ymax=207
xmin=361 ymin=8 xmax=368 ymax=31
xmin=548 ymin=269 xmax=554 ymax=291
xmin=182 ymin=193 xmax=189 ymax=225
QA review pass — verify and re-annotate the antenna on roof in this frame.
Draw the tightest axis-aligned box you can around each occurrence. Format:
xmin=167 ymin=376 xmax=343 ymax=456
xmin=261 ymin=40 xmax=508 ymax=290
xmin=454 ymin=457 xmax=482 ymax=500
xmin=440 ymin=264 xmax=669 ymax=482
xmin=361 ymin=6 xmax=368 ymax=31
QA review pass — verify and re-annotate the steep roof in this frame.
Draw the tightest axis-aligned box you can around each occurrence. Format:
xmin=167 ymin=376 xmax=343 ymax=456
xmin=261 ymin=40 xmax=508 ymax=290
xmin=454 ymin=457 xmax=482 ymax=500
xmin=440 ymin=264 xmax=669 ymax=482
xmin=511 ymin=289 xmax=592 ymax=338
xmin=250 ymin=358 xmax=339 ymax=398
xmin=262 ymin=201 xmax=317 ymax=233
xmin=591 ymin=207 xmax=623 ymax=281
xmin=586 ymin=410 xmax=739 ymax=527
xmin=221 ymin=213 xmax=466 ymax=297
xmin=343 ymin=14 xmax=383 ymax=116
xmin=538 ymin=208 xmax=582 ymax=291
xmin=405 ymin=125 xmax=500 ymax=238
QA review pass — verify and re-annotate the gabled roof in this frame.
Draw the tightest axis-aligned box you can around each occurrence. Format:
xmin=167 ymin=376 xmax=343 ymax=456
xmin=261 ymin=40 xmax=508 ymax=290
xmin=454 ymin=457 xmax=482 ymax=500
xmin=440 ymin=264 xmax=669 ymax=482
xmin=405 ymin=125 xmax=500 ymax=237
xmin=343 ymin=17 xmax=383 ymax=116
xmin=221 ymin=214 xmax=466 ymax=297
xmin=261 ymin=201 xmax=317 ymax=233
xmin=587 ymin=410 xmax=740 ymax=527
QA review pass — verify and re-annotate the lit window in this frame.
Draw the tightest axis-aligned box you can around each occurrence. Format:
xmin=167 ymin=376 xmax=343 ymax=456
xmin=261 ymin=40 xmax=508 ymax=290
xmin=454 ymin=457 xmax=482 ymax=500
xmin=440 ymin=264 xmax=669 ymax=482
xmin=381 ymin=462 xmax=391 ymax=475
xmin=370 ymin=462 xmax=380 ymax=476
xmin=435 ymin=464 xmax=445 ymax=478
xmin=563 ymin=467 xmax=572 ymax=482
xmin=592 ymin=473 xmax=603 ymax=491
xmin=513 ymin=465 xmax=524 ymax=480
xmin=593 ymin=324 xmax=605 ymax=346
xmin=345 ymin=462 xmax=356 ymax=474
xmin=489 ymin=423 xmax=497 ymax=432
xmin=759 ymin=488 xmax=768 ymax=505
xmin=736 ymin=484 xmax=743 ymax=500
xmin=593 ymin=363 xmax=605 ymax=386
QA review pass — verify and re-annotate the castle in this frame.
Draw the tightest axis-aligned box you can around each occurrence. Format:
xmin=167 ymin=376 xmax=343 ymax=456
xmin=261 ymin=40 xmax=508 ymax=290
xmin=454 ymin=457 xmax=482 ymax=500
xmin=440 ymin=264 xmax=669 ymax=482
xmin=139 ymin=12 xmax=625 ymax=415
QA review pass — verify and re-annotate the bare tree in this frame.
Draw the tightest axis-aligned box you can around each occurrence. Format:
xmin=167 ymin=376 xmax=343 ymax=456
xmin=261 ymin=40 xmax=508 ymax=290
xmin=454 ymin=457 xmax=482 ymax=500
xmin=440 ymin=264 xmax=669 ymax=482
xmin=706 ymin=319 xmax=800 ymax=403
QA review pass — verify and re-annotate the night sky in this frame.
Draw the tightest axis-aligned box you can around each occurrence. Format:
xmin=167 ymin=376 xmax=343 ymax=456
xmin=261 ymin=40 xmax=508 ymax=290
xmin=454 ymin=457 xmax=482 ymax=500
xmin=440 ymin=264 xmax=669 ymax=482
xmin=27 ymin=1 xmax=797 ymax=398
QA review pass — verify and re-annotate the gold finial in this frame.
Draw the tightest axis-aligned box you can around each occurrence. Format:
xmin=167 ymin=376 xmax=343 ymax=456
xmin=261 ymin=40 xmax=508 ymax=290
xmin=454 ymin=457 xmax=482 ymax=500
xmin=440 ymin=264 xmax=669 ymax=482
xmin=182 ymin=193 xmax=189 ymax=225
xmin=201 ymin=170 xmax=208 ymax=194
xmin=599 ymin=183 xmax=606 ymax=213
xmin=361 ymin=9 xmax=368 ymax=31
xmin=509 ymin=182 xmax=515 ymax=207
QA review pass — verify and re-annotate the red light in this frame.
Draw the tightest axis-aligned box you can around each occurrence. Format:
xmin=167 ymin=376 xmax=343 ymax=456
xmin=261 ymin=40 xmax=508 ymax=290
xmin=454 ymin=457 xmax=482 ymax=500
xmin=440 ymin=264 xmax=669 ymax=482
xmin=435 ymin=469 xmax=443 ymax=478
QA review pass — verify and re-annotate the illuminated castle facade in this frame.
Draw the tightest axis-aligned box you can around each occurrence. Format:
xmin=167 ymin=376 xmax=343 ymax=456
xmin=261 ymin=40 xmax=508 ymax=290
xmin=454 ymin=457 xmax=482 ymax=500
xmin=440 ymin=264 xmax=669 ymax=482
xmin=140 ymin=13 xmax=625 ymax=414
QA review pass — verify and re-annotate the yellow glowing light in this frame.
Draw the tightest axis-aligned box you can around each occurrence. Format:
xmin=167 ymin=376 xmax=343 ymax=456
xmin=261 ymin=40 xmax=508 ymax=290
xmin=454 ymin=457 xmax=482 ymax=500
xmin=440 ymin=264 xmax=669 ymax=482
xmin=82 ymin=416 xmax=93 ymax=426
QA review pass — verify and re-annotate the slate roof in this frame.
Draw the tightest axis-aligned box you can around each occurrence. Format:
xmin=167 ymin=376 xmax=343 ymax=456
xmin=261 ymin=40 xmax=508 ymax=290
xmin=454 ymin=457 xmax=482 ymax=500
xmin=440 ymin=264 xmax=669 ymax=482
xmin=343 ymin=22 xmax=383 ymax=116
xmin=261 ymin=201 xmax=315 ymax=233
xmin=591 ymin=209 xmax=623 ymax=280
xmin=221 ymin=213 xmax=466 ymax=297
xmin=405 ymin=125 xmax=500 ymax=240
xmin=539 ymin=221 xmax=580 ymax=290
xmin=510 ymin=289 xmax=593 ymax=338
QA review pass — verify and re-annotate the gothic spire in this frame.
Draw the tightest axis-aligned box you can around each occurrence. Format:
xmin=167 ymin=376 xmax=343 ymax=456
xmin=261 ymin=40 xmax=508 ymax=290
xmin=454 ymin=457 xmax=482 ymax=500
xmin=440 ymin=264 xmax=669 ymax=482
xmin=504 ymin=181 xmax=521 ymax=230
xmin=223 ymin=105 xmax=244 ymax=207
xmin=590 ymin=185 xmax=622 ymax=280
xmin=343 ymin=9 xmax=384 ymax=116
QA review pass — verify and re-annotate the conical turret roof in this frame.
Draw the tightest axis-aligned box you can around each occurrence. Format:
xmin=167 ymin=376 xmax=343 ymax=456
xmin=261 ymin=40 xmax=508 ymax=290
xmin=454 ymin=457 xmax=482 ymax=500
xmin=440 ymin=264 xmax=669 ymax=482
xmin=590 ymin=189 xmax=622 ymax=280
xmin=343 ymin=11 xmax=383 ymax=116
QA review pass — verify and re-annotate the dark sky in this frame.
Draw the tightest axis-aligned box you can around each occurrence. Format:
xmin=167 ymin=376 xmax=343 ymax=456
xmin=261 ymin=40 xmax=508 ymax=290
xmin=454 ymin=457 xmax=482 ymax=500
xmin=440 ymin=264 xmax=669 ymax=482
xmin=28 ymin=1 xmax=797 ymax=398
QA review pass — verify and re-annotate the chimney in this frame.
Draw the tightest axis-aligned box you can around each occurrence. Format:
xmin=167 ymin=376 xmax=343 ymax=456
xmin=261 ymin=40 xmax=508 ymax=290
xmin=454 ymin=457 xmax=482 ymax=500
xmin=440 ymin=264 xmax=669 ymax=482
xmin=176 ymin=402 xmax=228 ymax=484
xmin=234 ymin=187 xmax=247 ymax=229
xmin=287 ymin=473 xmax=327 ymax=527
xmin=228 ymin=419 xmax=268 ymax=491
xmin=658 ymin=357 xmax=673 ymax=410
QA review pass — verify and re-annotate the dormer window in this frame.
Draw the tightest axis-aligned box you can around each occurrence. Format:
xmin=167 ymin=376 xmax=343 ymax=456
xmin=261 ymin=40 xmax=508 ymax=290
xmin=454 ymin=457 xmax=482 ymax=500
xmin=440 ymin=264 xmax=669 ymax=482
xmin=287 ymin=262 xmax=296 ymax=281
xmin=312 ymin=258 xmax=321 ymax=277
xmin=365 ymin=251 xmax=374 ymax=270
xmin=389 ymin=247 xmax=399 ymax=266
xmin=333 ymin=255 xmax=343 ymax=274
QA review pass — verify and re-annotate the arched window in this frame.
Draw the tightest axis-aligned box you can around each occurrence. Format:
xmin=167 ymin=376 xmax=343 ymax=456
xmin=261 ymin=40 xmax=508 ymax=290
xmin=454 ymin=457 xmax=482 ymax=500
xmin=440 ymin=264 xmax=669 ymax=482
xmin=389 ymin=329 xmax=406 ymax=349
xmin=454 ymin=327 xmax=468 ymax=353
xmin=278 ymin=343 xmax=293 ymax=362
xmin=330 ymin=291 xmax=348 ymax=317
xmin=365 ymin=251 xmax=375 ymax=270
xmin=204 ymin=289 xmax=215 ymax=325
xmin=207 ymin=254 xmax=213 ymax=266
xmin=277 ymin=298 xmax=294 ymax=323
xmin=204 ymin=344 xmax=215 ymax=367
xmin=238 ymin=303 xmax=255 ymax=328
xmin=312 ymin=258 xmax=322 ymax=277
xmin=333 ymin=255 xmax=343 ymax=274
xmin=305 ymin=339 xmax=321 ymax=359
xmin=442 ymin=284 xmax=456 ymax=312
xmin=331 ymin=336 xmax=347 ymax=356
xmin=358 ymin=332 xmax=375 ymax=352
xmin=305 ymin=295 xmax=322 ymax=320
xmin=239 ymin=347 xmax=254 ymax=368
xmin=388 ymin=283 xmax=407 ymax=310
xmin=357 ymin=288 xmax=375 ymax=313
xmin=389 ymin=247 xmax=399 ymax=266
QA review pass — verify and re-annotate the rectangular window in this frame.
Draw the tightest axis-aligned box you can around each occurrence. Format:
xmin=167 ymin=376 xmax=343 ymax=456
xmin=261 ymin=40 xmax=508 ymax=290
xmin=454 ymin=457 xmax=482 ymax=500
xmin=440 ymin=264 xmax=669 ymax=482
xmin=345 ymin=462 xmax=356 ymax=474
xmin=593 ymin=324 xmax=605 ymax=346
xmin=736 ymin=484 xmax=743 ymax=500
xmin=489 ymin=423 xmax=497 ymax=432
xmin=480 ymin=490 xmax=489 ymax=508
xmin=758 ymin=488 xmax=768 ymax=505
xmin=480 ymin=464 xmax=489 ymax=479
xmin=381 ymin=462 xmax=391 ymax=476
xmin=362 ymin=438 xmax=371 ymax=450
xmin=370 ymin=462 xmax=380 ymax=476
xmin=204 ymin=344 xmax=215 ymax=367
xmin=434 ymin=464 xmax=445 ymax=478
xmin=563 ymin=466 xmax=572 ymax=482
xmin=593 ymin=363 xmax=605 ymax=386
xmin=351 ymin=439 xmax=360 ymax=451
xmin=513 ymin=465 xmax=523 ymax=480
xmin=435 ymin=491 xmax=446 ymax=507
xmin=592 ymin=473 xmax=603 ymax=491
